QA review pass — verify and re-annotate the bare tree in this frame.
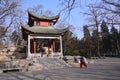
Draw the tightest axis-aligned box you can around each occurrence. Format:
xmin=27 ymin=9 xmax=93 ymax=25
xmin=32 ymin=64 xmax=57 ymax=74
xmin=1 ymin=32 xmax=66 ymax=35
xmin=101 ymin=0 xmax=120 ymax=14
xmin=0 ymin=0 xmax=20 ymax=24
xmin=60 ymin=0 xmax=119 ymax=15
xmin=83 ymin=5 xmax=109 ymax=57
xmin=29 ymin=5 xmax=43 ymax=15
xmin=0 ymin=0 xmax=21 ymax=46
xmin=44 ymin=10 xmax=54 ymax=16
xmin=95 ymin=0 xmax=120 ymax=36
xmin=60 ymin=0 xmax=76 ymax=14
xmin=10 ymin=9 xmax=25 ymax=46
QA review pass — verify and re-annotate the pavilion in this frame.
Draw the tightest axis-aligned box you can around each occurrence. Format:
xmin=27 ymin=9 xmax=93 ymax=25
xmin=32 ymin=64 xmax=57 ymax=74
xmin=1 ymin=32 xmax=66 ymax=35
xmin=20 ymin=10 xmax=69 ymax=58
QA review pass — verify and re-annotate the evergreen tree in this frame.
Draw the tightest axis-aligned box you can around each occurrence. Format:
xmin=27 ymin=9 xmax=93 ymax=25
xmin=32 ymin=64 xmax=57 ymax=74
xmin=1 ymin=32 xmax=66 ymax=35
xmin=111 ymin=26 xmax=120 ymax=56
xmin=62 ymin=30 xmax=81 ymax=56
xmin=91 ymin=29 xmax=98 ymax=56
xmin=100 ymin=20 xmax=111 ymax=55
xmin=83 ymin=25 xmax=91 ymax=41
xmin=62 ymin=30 xmax=73 ymax=55
xmin=83 ymin=25 xmax=92 ymax=57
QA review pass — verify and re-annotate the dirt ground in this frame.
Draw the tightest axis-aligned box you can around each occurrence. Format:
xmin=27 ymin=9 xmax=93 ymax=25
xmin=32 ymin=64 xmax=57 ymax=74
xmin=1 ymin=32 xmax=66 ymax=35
xmin=0 ymin=57 xmax=120 ymax=80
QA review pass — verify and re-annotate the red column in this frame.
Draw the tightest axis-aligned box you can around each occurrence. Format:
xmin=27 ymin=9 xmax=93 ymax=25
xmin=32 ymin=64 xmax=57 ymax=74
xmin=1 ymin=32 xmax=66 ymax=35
xmin=47 ymin=40 xmax=50 ymax=57
xmin=53 ymin=40 xmax=56 ymax=53
xmin=34 ymin=21 xmax=36 ymax=26
xmin=33 ymin=39 xmax=36 ymax=54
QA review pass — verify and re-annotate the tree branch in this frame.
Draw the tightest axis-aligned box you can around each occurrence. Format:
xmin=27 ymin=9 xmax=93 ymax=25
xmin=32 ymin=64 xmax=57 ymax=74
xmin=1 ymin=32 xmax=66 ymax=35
xmin=102 ymin=0 xmax=120 ymax=7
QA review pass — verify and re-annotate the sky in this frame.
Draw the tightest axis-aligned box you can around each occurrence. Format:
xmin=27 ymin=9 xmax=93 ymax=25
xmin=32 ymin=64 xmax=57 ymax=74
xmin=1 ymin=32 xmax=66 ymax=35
xmin=21 ymin=0 xmax=97 ymax=39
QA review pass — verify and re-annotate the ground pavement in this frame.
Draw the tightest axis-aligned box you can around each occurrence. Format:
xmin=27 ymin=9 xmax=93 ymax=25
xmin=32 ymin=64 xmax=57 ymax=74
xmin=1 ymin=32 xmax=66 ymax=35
xmin=0 ymin=57 xmax=120 ymax=80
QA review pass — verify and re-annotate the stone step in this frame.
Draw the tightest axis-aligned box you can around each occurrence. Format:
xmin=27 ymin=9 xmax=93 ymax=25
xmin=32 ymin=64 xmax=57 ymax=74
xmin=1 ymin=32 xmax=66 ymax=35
xmin=28 ymin=58 xmax=72 ymax=71
xmin=0 ymin=58 xmax=72 ymax=72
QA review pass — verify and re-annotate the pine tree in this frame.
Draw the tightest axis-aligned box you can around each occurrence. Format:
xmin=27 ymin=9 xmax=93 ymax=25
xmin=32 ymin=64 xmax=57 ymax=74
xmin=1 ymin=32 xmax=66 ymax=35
xmin=101 ymin=20 xmax=111 ymax=55
xmin=83 ymin=25 xmax=92 ymax=57
xmin=111 ymin=26 xmax=120 ymax=56
xmin=101 ymin=20 xmax=109 ymax=38
xmin=91 ymin=29 xmax=99 ymax=56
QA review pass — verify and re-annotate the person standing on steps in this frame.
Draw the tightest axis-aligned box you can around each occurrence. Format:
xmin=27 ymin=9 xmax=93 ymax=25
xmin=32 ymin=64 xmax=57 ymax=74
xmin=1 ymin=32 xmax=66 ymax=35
xmin=79 ymin=56 xmax=87 ymax=69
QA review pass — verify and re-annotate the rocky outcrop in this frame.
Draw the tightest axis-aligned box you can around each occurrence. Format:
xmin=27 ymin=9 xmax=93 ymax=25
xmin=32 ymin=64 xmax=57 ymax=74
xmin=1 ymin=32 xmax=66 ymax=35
xmin=28 ymin=58 xmax=72 ymax=72
xmin=0 ymin=57 xmax=71 ymax=72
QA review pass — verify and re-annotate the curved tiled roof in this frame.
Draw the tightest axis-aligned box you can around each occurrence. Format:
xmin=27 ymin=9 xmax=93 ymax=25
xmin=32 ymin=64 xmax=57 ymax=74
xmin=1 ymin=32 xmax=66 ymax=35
xmin=21 ymin=22 xmax=69 ymax=35
xmin=28 ymin=10 xmax=60 ymax=23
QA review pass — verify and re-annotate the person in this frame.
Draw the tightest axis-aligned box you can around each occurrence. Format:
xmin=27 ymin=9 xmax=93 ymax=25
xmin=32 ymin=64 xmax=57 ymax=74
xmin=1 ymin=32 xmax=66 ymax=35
xmin=79 ymin=56 xmax=87 ymax=69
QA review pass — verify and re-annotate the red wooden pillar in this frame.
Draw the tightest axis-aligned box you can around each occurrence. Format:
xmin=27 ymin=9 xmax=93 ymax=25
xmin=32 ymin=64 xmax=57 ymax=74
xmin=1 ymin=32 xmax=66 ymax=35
xmin=47 ymin=40 xmax=50 ymax=57
xmin=33 ymin=39 xmax=36 ymax=54
xmin=53 ymin=40 xmax=56 ymax=53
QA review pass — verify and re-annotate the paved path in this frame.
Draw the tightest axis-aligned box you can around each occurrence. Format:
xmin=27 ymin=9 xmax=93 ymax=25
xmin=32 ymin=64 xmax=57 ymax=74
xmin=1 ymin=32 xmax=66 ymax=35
xmin=0 ymin=57 xmax=120 ymax=80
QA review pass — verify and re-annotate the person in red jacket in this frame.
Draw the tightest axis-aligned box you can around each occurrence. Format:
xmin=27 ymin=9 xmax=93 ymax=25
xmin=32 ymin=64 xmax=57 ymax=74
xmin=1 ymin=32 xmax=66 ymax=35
xmin=79 ymin=56 xmax=87 ymax=69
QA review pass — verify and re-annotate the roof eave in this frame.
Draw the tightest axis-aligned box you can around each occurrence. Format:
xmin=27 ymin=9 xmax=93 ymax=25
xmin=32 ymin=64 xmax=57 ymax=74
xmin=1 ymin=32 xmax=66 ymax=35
xmin=28 ymin=10 xmax=60 ymax=23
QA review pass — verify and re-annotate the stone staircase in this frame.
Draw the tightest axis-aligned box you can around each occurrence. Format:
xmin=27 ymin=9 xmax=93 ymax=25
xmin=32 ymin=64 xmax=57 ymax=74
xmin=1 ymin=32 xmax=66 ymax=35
xmin=28 ymin=58 xmax=72 ymax=71
xmin=0 ymin=57 xmax=72 ymax=72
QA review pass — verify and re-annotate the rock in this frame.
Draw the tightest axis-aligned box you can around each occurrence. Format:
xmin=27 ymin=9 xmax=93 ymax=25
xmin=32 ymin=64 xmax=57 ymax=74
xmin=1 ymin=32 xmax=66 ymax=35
xmin=0 ymin=55 xmax=11 ymax=61
xmin=28 ymin=63 xmax=43 ymax=71
xmin=88 ymin=60 xmax=94 ymax=64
